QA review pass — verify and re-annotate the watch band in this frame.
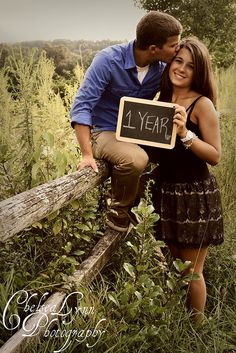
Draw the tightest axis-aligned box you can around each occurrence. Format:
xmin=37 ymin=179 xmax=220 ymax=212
xmin=180 ymin=130 xmax=194 ymax=143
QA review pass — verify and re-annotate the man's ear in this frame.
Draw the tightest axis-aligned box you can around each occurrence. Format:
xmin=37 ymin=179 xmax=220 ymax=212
xmin=149 ymin=45 xmax=160 ymax=54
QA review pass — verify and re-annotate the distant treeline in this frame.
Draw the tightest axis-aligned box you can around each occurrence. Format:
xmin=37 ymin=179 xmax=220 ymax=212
xmin=0 ymin=39 xmax=125 ymax=79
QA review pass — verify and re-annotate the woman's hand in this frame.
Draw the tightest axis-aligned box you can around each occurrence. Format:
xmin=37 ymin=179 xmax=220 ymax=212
xmin=173 ymin=104 xmax=188 ymax=139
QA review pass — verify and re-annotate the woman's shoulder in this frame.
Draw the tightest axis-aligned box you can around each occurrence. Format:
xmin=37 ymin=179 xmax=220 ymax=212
xmin=186 ymin=95 xmax=211 ymax=112
xmin=195 ymin=96 xmax=215 ymax=108
xmin=193 ymin=96 xmax=216 ymax=114
xmin=193 ymin=96 xmax=218 ymax=124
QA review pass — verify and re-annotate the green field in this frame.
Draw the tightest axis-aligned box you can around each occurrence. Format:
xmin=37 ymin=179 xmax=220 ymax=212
xmin=0 ymin=50 xmax=235 ymax=352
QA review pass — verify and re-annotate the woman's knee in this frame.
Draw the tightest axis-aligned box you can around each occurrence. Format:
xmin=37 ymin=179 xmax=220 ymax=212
xmin=179 ymin=247 xmax=208 ymax=274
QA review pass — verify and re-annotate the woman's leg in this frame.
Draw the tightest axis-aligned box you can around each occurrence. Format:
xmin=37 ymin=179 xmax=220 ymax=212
xmin=168 ymin=244 xmax=208 ymax=321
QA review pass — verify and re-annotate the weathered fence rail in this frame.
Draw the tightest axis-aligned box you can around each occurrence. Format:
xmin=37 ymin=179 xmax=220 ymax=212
xmin=0 ymin=160 xmax=110 ymax=242
xmin=0 ymin=228 xmax=125 ymax=353
xmin=0 ymin=160 xmax=130 ymax=353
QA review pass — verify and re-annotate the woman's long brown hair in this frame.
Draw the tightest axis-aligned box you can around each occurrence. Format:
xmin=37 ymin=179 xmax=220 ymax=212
xmin=159 ymin=37 xmax=217 ymax=106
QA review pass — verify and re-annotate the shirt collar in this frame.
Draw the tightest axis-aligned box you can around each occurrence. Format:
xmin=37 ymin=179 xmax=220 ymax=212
xmin=124 ymin=40 xmax=136 ymax=69
xmin=124 ymin=40 xmax=162 ymax=71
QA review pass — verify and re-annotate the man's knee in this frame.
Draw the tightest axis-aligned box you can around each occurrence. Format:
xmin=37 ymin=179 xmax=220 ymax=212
xmin=133 ymin=151 xmax=149 ymax=172
xmin=121 ymin=149 xmax=149 ymax=174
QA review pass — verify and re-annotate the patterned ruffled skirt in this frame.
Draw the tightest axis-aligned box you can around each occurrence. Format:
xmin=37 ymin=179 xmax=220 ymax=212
xmin=154 ymin=174 xmax=224 ymax=248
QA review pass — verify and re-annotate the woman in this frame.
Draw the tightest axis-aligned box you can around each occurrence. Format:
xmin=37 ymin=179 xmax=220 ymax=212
xmin=155 ymin=37 xmax=224 ymax=321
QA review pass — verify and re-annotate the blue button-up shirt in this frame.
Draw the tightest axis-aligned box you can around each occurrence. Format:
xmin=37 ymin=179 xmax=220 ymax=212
xmin=70 ymin=40 xmax=166 ymax=131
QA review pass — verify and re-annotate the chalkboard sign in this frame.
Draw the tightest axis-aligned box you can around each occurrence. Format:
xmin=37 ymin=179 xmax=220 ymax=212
xmin=116 ymin=97 xmax=177 ymax=149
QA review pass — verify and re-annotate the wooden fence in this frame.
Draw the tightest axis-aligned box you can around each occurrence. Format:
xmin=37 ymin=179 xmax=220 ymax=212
xmin=0 ymin=160 xmax=130 ymax=353
xmin=0 ymin=160 xmax=110 ymax=242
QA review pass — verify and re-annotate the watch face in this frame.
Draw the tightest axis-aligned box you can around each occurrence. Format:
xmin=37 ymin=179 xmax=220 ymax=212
xmin=187 ymin=130 xmax=194 ymax=140
xmin=181 ymin=130 xmax=193 ymax=142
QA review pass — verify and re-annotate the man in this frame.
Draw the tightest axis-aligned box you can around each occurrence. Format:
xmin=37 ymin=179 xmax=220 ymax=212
xmin=70 ymin=11 xmax=182 ymax=232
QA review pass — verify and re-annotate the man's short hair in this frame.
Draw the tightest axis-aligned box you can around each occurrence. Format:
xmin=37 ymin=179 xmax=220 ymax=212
xmin=136 ymin=11 xmax=182 ymax=50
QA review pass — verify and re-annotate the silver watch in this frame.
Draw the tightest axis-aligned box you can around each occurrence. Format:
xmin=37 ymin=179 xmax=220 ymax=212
xmin=180 ymin=130 xmax=194 ymax=143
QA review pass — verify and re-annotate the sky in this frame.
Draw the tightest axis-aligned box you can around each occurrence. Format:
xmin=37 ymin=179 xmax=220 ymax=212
xmin=0 ymin=0 xmax=146 ymax=43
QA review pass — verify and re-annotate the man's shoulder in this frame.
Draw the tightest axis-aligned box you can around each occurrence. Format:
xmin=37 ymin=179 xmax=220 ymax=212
xmin=99 ymin=41 xmax=133 ymax=58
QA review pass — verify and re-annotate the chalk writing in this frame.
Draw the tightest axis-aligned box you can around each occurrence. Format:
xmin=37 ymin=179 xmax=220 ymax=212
xmin=116 ymin=97 xmax=176 ymax=149
xmin=123 ymin=110 xmax=170 ymax=140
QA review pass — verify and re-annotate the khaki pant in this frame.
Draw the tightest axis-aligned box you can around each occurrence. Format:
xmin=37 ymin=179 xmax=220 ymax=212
xmin=92 ymin=131 xmax=150 ymax=216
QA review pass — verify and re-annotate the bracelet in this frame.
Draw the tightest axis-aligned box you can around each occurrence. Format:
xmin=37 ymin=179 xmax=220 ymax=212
xmin=183 ymin=133 xmax=198 ymax=149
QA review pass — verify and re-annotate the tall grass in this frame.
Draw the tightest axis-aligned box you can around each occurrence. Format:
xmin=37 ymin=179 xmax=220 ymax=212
xmin=214 ymin=66 xmax=236 ymax=253
xmin=28 ymin=65 xmax=236 ymax=353
xmin=0 ymin=58 xmax=235 ymax=352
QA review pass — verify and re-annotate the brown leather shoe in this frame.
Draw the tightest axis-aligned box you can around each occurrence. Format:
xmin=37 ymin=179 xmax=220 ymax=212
xmin=128 ymin=209 xmax=139 ymax=226
xmin=106 ymin=210 xmax=130 ymax=232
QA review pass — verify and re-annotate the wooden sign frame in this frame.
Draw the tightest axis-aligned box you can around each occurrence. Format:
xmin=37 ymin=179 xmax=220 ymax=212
xmin=116 ymin=96 xmax=177 ymax=149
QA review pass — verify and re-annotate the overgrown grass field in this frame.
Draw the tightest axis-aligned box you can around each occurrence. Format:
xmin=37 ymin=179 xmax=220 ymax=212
xmin=0 ymin=51 xmax=235 ymax=352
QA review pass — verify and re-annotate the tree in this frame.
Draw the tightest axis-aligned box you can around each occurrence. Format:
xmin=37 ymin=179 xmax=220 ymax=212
xmin=42 ymin=43 xmax=78 ymax=78
xmin=134 ymin=0 xmax=236 ymax=68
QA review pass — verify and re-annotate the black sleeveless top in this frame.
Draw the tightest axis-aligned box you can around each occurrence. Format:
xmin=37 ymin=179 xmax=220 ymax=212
xmin=158 ymin=96 xmax=210 ymax=183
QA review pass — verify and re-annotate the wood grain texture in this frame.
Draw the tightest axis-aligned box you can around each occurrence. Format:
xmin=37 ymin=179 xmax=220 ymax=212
xmin=0 ymin=160 xmax=110 ymax=241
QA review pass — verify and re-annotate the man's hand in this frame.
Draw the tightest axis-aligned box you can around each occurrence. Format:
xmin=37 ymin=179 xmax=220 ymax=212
xmin=74 ymin=124 xmax=99 ymax=173
xmin=78 ymin=156 xmax=98 ymax=173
